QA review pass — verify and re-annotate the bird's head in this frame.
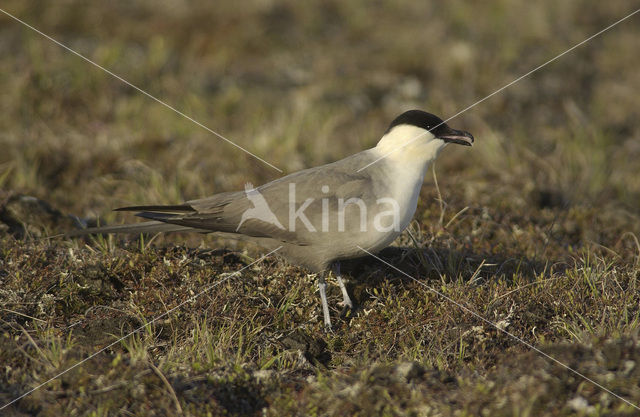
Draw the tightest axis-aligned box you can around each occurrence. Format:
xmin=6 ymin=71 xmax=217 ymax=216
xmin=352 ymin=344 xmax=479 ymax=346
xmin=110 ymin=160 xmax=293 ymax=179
xmin=375 ymin=110 xmax=474 ymax=163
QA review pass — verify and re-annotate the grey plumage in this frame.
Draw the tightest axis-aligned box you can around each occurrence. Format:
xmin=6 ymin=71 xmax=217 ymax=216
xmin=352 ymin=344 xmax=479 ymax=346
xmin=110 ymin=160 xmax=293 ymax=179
xmin=73 ymin=151 xmax=394 ymax=271
xmin=69 ymin=110 xmax=474 ymax=329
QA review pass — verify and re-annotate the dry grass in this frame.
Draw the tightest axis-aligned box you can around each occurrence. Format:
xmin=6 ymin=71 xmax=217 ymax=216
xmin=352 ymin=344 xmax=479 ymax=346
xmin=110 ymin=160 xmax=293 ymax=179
xmin=1 ymin=0 xmax=640 ymax=415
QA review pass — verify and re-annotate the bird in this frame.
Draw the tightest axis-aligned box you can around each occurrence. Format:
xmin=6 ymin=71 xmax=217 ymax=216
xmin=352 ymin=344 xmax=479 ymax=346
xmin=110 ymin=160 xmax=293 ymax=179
xmin=70 ymin=110 xmax=474 ymax=329
xmin=235 ymin=182 xmax=285 ymax=232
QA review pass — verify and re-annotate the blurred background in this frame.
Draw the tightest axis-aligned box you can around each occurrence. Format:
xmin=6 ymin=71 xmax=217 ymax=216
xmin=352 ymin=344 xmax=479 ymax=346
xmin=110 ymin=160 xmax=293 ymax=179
xmin=2 ymin=2 xmax=640 ymax=414
xmin=1 ymin=0 xmax=639 ymax=253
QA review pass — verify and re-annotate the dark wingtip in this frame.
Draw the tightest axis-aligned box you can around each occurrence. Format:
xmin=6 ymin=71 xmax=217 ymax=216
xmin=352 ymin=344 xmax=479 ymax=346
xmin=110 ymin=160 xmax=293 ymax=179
xmin=114 ymin=204 xmax=195 ymax=213
xmin=135 ymin=211 xmax=179 ymax=221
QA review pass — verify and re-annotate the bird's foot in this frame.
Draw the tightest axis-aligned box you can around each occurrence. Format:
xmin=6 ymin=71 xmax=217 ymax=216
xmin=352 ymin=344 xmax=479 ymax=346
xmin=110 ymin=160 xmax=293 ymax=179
xmin=323 ymin=321 xmax=334 ymax=333
xmin=339 ymin=297 xmax=354 ymax=310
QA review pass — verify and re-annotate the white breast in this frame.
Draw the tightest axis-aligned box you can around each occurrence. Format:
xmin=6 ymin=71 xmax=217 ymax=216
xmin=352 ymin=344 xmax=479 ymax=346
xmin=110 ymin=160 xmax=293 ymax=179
xmin=352 ymin=156 xmax=429 ymax=254
xmin=387 ymin=162 xmax=426 ymax=231
xmin=371 ymin=124 xmax=447 ymax=232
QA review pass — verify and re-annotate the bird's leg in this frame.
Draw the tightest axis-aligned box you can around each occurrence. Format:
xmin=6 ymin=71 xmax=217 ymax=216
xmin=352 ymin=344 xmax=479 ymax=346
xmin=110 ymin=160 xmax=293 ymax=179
xmin=333 ymin=262 xmax=353 ymax=309
xmin=318 ymin=271 xmax=332 ymax=330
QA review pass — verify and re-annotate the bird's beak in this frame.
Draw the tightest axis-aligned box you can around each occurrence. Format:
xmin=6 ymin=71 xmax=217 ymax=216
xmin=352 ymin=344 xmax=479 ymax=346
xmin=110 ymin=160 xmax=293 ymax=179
xmin=437 ymin=127 xmax=474 ymax=146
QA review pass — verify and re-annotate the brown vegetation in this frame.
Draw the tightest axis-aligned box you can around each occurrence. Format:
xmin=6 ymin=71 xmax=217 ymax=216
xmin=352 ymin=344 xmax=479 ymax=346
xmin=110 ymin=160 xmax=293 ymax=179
xmin=1 ymin=1 xmax=640 ymax=415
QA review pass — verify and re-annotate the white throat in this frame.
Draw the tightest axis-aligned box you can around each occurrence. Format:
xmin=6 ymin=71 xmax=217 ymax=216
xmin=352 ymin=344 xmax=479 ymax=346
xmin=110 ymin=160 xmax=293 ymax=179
xmin=374 ymin=125 xmax=446 ymax=168
xmin=370 ymin=124 xmax=448 ymax=233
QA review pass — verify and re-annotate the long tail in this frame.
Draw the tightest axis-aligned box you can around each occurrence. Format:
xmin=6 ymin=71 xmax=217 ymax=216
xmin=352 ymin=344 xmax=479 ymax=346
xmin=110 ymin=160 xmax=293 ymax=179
xmin=67 ymin=203 xmax=205 ymax=237
xmin=66 ymin=221 xmax=200 ymax=237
